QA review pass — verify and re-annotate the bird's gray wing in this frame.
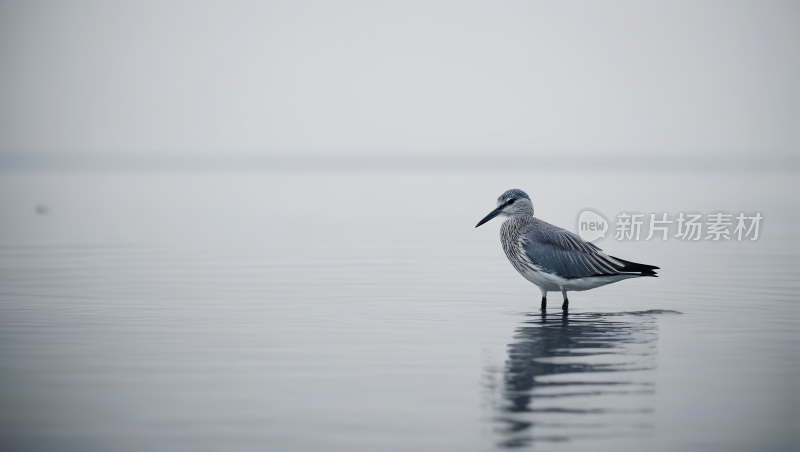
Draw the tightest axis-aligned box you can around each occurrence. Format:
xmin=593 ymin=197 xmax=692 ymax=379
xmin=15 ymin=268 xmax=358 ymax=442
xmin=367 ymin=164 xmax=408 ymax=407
xmin=522 ymin=221 xmax=624 ymax=278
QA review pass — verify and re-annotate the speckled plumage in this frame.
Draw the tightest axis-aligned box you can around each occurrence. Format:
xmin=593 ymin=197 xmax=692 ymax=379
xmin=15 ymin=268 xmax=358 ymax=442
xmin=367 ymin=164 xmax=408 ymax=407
xmin=476 ymin=189 xmax=659 ymax=311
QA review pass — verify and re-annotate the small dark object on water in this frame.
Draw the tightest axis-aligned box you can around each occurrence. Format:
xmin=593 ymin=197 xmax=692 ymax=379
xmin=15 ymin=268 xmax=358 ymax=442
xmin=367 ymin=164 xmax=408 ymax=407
xmin=36 ymin=204 xmax=49 ymax=215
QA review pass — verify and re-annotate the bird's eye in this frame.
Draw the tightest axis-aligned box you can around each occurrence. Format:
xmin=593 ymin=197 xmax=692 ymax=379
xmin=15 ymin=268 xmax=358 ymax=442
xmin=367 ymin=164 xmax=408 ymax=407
xmin=507 ymin=199 xmax=515 ymax=205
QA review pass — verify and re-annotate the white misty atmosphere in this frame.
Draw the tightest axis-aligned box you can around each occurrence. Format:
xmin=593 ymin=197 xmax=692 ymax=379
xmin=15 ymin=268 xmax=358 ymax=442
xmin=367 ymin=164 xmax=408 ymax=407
xmin=0 ymin=1 xmax=798 ymax=166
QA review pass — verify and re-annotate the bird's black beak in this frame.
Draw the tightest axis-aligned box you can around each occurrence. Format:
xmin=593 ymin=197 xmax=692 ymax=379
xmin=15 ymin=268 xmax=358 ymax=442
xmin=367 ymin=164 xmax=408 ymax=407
xmin=475 ymin=206 xmax=504 ymax=228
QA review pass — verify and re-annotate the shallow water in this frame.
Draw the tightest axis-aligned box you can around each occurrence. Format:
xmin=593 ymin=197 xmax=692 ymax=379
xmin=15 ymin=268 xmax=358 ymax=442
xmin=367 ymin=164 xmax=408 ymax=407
xmin=0 ymin=169 xmax=798 ymax=451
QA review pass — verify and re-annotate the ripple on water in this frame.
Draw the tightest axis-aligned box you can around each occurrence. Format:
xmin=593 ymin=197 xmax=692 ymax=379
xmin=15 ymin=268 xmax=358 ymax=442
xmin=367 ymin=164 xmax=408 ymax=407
xmin=488 ymin=310 xmax=675 ymax=448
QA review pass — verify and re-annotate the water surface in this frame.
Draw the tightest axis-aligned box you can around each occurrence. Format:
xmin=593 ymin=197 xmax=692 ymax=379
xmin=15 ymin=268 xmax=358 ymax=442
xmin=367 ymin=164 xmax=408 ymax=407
xmin=0 ymin=169 xmax=797 ymax=451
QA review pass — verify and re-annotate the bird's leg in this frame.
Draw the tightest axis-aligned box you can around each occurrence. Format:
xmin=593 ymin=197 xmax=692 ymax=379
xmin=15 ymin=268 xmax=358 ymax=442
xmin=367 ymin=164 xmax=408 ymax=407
xmin=540 ymin=289 xmax=547 ymax=311
xmin=561 ymin=289 xmax=569 ymax=312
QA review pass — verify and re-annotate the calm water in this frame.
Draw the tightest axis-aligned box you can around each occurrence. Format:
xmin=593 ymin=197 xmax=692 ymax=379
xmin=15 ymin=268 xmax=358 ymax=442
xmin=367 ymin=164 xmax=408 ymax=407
xmin=0 ymin=169 xmax=798 ymax=451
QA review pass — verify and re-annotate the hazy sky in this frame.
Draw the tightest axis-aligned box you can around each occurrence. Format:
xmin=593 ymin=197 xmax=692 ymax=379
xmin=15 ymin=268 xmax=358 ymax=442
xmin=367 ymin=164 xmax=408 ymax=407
xmin=0 ymin=0 xmax=797 ymax=158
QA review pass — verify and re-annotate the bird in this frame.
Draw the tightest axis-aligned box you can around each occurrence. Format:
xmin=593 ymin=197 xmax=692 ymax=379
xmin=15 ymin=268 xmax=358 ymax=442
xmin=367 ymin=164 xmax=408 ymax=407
xmin=475 ymin=189 xmax=658 ymax=312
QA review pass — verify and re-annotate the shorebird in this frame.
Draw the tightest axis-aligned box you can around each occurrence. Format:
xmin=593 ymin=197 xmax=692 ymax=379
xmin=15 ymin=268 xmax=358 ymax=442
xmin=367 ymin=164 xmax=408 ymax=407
xmin=475 ymin=189 xmax=658 ymax=311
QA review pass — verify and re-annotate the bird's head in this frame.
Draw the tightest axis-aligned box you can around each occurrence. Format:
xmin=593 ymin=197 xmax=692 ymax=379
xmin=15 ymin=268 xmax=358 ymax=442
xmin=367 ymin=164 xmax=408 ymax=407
xmin=475 ymin=189 xmax=533 ymax=227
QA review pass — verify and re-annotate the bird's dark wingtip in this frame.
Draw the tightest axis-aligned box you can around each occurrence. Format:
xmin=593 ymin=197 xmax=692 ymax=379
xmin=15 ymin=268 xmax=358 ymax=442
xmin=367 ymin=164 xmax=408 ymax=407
xmin=610 ymin=256 xmax=660 ymax=275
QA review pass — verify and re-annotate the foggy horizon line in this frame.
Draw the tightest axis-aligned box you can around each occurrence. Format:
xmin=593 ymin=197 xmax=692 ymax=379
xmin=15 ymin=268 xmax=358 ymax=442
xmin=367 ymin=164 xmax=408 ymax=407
xmin=0 ymin=151 xmax=797 ymax=172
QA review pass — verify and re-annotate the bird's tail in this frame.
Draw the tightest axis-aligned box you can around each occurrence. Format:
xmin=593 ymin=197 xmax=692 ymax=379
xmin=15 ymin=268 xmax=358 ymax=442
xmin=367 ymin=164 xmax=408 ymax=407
xmin=609 ymin=256 xmax=659 ymax=277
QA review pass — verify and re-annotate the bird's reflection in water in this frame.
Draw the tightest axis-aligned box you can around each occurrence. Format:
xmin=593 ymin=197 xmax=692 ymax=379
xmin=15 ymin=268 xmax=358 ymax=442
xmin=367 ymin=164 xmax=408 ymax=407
xmin=489 ymin=310 xmax=680 ymax=448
